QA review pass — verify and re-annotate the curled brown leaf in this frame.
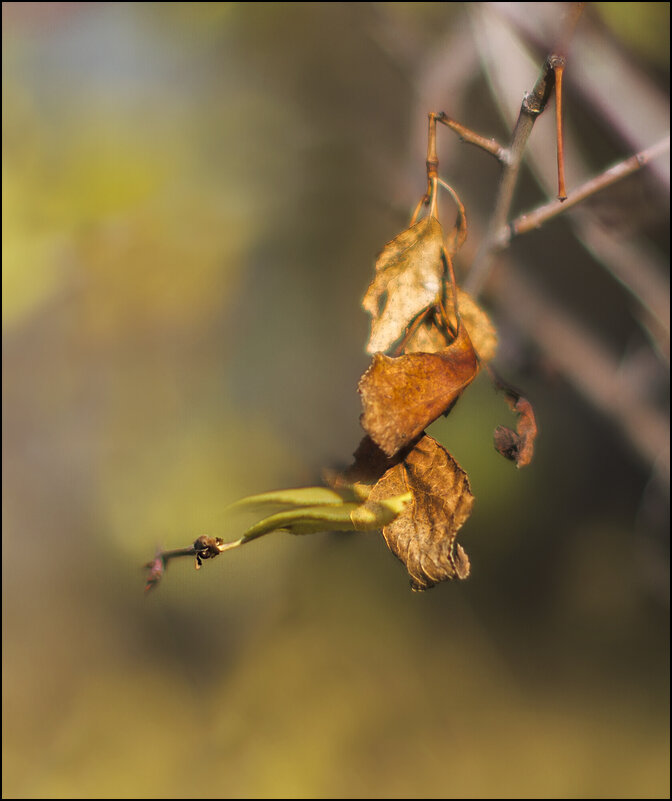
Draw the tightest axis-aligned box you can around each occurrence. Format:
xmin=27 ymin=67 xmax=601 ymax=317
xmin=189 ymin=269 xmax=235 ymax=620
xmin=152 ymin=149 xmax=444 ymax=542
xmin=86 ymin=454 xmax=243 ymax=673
xmin=402 ymin=288 xmax=498 ymax=362
xmin=365 ymin=434 xmax=474 ymax=591
xmin=491 ymin=376 xmax=538 ymax=467
xmin=359 ymin=322 xmax=479 ymax=457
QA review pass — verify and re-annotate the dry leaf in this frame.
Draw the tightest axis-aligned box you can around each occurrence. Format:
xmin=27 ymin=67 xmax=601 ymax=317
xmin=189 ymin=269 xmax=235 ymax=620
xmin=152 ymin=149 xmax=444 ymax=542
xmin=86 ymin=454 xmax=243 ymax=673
xmin=492 ymin=378 xmax=538 ymax=467
xmin=363 ymin=216 xmax=445 ymax=354
xmin=403 ymin=288 xmax=498 ymax=362
xmin=337 ymin=434 xmax=404 ymax=486
xmin=451 ymin=289 xmax=498 ymax=363
xmin=367 ymin=434 xmax=474 ymax=591
xmin=400 ymin=314 xmax=448 ymax=354
xmin=359 ymin=322 xmax=479 ymax=457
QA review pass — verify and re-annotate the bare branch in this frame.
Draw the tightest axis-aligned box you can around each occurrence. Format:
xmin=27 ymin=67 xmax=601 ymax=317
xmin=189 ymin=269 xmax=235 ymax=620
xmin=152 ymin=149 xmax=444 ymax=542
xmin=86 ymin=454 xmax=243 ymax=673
xmin=471 ymin=4 xmax=669 ymax=355
xmin=463 ymin=56 xmax=559 ymax=296
xmin=464 ymin=2 xmax=587 ymax=296
xmin=143 ymin=535 xmax=232 ymax=592
xmin=502 ymin=136 xmax=671 ymax=244
xmin=554 ymin=60 xmax=567 ymax=201
xmin=436 ymin=112 xmax=508 ymax=163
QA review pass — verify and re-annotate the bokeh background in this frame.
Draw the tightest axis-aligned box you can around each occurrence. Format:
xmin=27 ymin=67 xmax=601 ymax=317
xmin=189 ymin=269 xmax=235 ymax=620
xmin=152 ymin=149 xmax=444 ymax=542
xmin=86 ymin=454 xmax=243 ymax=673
xmin=3 ymin=3 xmax=669 ymax=798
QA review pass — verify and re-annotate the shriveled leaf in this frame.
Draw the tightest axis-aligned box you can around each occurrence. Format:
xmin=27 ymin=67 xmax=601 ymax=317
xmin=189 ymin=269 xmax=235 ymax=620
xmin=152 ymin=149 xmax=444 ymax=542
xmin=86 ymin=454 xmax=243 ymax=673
xmin=401 ymin=315 xmax=449 ymax=354
xmin=490 ymin=373 xmax=538 ymax=468
xmin=453 ymin=289 xmax=497 ymax=362
xmin=363 ymin=216 xmax=445 ymax=354
xmin=359 ymin=322 xmax=479 ymax=457
xmin=367 ymin=434 xmax=474 ymax=591
xmin=401 ymin=288 xmax=497 ymax=361
xmin=494 ymin=394 xmax=537 ymax=467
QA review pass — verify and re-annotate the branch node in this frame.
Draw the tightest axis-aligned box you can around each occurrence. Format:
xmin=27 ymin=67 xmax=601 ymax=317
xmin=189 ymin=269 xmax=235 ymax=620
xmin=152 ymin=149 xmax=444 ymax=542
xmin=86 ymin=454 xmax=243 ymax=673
xmin=522 ymin=90 xmax=545 ymax=118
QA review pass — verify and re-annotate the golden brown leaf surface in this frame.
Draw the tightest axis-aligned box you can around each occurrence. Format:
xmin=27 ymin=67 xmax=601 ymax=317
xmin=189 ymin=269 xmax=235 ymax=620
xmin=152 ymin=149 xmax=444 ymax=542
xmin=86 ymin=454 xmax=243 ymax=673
xmin=359 ymin=434 xmax=473 ymax=591
xmin=363 ymin=216 xmax=445 ymax=354
xmin=358 ymin=322 xmax=479 ymax=457
xmin=452 ymin=289 xmax=498 ymax=363
xmin=403 ymin=287 xmax=498 ymax=362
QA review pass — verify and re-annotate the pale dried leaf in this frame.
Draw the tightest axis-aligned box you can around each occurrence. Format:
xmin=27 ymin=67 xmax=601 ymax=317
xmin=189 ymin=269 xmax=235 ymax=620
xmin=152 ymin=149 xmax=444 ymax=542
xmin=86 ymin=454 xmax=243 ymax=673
xmin=447 ymin=288 xmax=498 ymax=362
xmin=363 ymin=216 xmax=445 ymax=354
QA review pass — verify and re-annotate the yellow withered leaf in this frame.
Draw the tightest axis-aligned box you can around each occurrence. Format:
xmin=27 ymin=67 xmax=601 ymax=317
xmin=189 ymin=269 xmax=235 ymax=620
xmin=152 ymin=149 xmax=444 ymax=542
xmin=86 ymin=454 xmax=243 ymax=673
xmin=363 ymin=216 xmax=445 ymax=354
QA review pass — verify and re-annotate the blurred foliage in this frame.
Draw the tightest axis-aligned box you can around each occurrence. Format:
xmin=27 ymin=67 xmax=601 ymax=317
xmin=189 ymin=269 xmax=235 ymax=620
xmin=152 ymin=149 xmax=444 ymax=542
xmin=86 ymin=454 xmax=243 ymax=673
xmin=2 ymin=3 xmax=669 ymax=799
xmin=595 ymin=2 xmax=670 ymax=67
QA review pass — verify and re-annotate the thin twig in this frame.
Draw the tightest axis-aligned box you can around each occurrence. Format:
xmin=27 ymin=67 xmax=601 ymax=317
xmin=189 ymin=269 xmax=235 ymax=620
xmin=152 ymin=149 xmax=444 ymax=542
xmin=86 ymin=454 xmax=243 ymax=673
xmin=144 ymin=535 xmax=234 ymax=592
xmin=463 ymin=2 xmax=586 ymax=296
xmin=463 ymin=56 xmax=559 ymax=296
xmin=500 ymin=135 xmax=671 ymax=246
xmin=554 ymin=60 xmax=567 ymax=201
xmin=436 ymin=112 xmax=509 ymax=163
xmin=472 ymin=4 xmax=669 ymax=355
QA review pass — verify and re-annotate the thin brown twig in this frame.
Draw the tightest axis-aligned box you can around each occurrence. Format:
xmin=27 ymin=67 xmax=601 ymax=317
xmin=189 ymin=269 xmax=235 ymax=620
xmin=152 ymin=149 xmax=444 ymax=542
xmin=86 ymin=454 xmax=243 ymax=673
xmin=394 ymin=305 xmax=435 ymax=356
xmin=144 ymin=535 xmax=233 ymax=592
xmin=397 ymin=4 xmax=668 ymax=476
xmin=471 ymin=4 xmax=668 ymax=354
xmin=463 ymin=56 xmax=559 ymax=296
xmin=463 ymin=2 xmax=586 ymax=296
xmin=426 ymin=111 xmax=439 ymax=205
xmin=436 ymin=112 xmax=509 ymax=163
xmin=499 ymin=135 xmax=671 ymax=246
xmin=554 ymin=60 xmax=567 ymax=201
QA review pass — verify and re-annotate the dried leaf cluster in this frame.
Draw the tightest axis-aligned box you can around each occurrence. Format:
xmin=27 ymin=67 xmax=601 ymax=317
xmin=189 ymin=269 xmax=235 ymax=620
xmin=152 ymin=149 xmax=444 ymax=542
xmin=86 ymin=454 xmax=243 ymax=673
xmin=348 ymin=193 xmax=535 ymax=590
xmin=143 ymin=134 xmax=537 ymax=593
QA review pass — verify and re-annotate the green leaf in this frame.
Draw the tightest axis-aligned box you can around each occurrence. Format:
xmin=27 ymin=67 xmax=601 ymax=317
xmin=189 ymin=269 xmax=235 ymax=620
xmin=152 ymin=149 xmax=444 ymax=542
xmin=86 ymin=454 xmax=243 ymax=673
xmin=239 ymin=493 xmax=412 ymax=543
xmin=228 ymin=486 xmax=347 ymax=511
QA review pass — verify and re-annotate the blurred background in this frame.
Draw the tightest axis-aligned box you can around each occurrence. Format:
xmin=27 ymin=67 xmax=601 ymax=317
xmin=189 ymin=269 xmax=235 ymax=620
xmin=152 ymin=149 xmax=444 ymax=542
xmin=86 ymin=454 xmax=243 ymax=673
xmin=3 ymin=3 xmax=669 ymax=798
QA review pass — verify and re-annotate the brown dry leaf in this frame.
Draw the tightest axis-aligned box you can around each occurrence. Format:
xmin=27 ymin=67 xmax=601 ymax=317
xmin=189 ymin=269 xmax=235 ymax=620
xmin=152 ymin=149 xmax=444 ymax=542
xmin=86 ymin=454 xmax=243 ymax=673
xmin=396 ymin=287 xmax=498 ymax=362
xmin=441 ymin=179 xmax=468 ymax=258
xmin=338 ymin=433 xmax=404 ymax=486
xmin=400 ymin=314 xmax=448 ymax=354
xmin=436 ymin=287 xmax=498 ymax=362
xmin=359 ymin=322 xmax=479 ymax=457
xmin=452 ymin=289 xmax=498 ymax=363
xmin=363 ymin=216 xmax=444 ymax=354
xmin=367 ymin=434 xmax=474 ymax=591
xmin=493 ymin=387 xmax=537 ymax=467
xmin=401 ymin=288 xmax=498 ymax=361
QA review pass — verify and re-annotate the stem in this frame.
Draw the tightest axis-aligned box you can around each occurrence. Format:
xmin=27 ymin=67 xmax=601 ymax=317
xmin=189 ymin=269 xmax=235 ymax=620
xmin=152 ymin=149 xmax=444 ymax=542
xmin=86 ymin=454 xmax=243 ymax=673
xmin=427 ymin=114 xmax=439 ymax=218
xmin=554 ymin=61 xmax=567 ymax=201
xmin=437 ymin=178 xmax=468 ymax=254
xmin=463 ymin=1 xmax=586 ymax=296
xmin=503 ymin=135 xmax=671 ymax=244
xmin=464 ymin=56 xmax=558 ymax=296
xmin=436 ymin=112 xmax=508 ymax=163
